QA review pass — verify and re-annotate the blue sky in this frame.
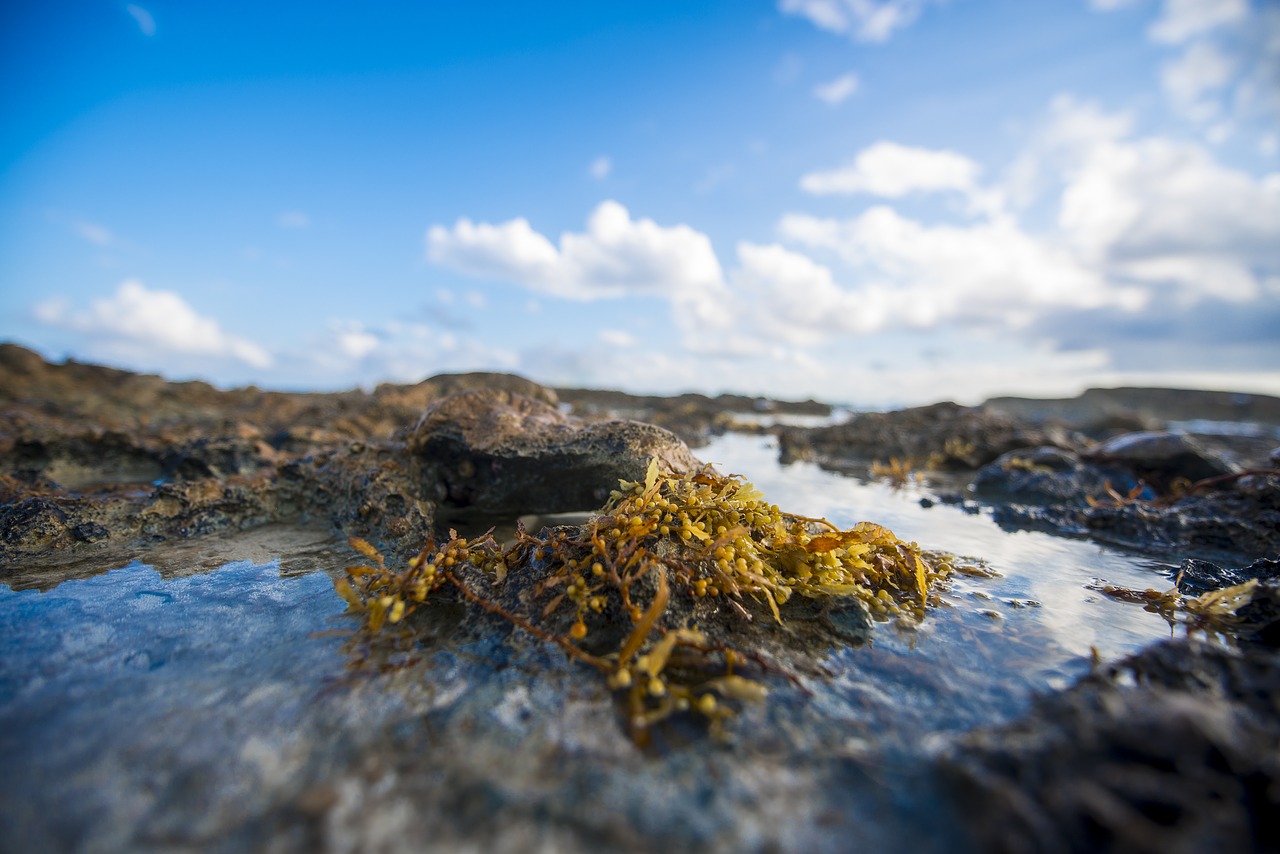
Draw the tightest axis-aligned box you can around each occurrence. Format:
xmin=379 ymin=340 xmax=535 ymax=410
xmin=2 ymin=0 xmax=1277 ymax=406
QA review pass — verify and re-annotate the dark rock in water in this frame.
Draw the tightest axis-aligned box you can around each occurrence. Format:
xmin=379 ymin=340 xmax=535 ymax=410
xmin=971 ymin=446 xmax=1142 ymax=506
xmin=409 ymin=389 xmax=700 ymax=514
xmin=1082 ymin=472 xmax=1280 ymax=557
xmin=968 ymin=436 xmax=1279 ymax=559
xmin=943 ymin=638 xmax=1280 ymax=854
xmin=1175 ymin=556 xmax=1280 ymax=596
xmin=982 ymin=471 xmax=1280 ymax=558
xmin=1173 ymin=558 xmax=1280 ymax=645
xmin=1082 ymin=431 xmax=1240 ymax=490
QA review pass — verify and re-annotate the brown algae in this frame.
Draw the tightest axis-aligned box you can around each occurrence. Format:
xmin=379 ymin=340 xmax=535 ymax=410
xmin=335 ymin=459 xmax=952 ymax=743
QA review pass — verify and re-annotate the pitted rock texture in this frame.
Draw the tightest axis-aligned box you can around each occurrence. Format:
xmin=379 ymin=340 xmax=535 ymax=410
xmin=409 ymin=389 xmax=701 ymax=513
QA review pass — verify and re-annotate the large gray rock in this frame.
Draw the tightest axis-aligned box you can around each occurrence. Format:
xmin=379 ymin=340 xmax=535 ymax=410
xmin=409 ymin=389 xmax=701 ymax=514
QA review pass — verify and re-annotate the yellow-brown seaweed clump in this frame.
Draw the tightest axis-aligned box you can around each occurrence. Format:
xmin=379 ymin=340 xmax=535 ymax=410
xmin=336 ymin=459 xmax=951 ymax=743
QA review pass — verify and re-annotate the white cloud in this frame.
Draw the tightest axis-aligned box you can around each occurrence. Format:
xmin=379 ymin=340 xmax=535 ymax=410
xmin=427 ymin=200 xmax=725 ymax=302
xmin=774 ymin=93 xmax=1278 ymax=365
xmin=1057 ymin=131 xmax=1280 ymax=301
xmin=800 ymin=141 xmax=981 ymax=199
xmin=73 ymin=220 xmax=113 ymax=246
xmin=779 ymin=0 xmax=930 ymax=43
xmin=332 ymin=321 xmax=380 ymax=360
xmin=34 ymin=280 xmax=271 ymax=369
xmin=1148 ymin=0 xmax=1248 ymax=44
xmin=299 ymin=320 xmax=519 ymax=388
xmin=779 ymin=207 xmax=1145 ymax=331
xmin=599 ymin=329 xmax=637 ymax=348
xmin=126 ymin=4 xmax=156 ymax=36
xmin=589 ymin=156 xmax=613 ymax=180
xmin=1003 ymin=94 xmax=1134 ymax=209
xmin=813 ymin=72 xmax=860 ymax=105
xmin=427 ymin=216 xmax=560 ymax=285
xmin=731 ymin=242 xmax=880 ymax=342
xmin=1161 ymin=40 xmax=1237 ymax=121
xmin=276 ymin=211 xmax=310 ymax=229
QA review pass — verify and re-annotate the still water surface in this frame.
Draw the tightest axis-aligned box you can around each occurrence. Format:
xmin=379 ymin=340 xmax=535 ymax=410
xmin=0 ymin=431 xmax=1187 ymax=846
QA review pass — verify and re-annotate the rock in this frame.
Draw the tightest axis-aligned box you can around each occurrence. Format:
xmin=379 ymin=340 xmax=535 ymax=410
xmin=942 ymin=638 xmax=1280 ymax=854
xmin=408 ymin=389 xmax=700 ymax=514
xmin=984 ymin=386 xmax=1280 ymax=434
xmin=778 ymin=402 xmax=1079 ymax=471
xmin=980 ymin=470 xmax=1280 ymax=558
xmin=1172 ymin=558 xmax=1280 ymax=645
xmin=1081 ymin=471 xmax=1280 ymax=557
xmin=967 ymin=439 xmax=1279 ymax=558
xmin=1175 ymin=556 xmax=1280 ymax=596
xmin=971 ymin=446 xmax=1143 ymax=506
xmin=556 ymin=387 xmax=830 ymax=448
xmin=1082 ymin=431 xmax=1240 ymax=490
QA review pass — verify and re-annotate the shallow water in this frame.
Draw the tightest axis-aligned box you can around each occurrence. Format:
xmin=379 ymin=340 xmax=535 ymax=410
xmin=700 ymin=432 xmax=1180 ymax=738
xmin=0 ymin=432 xmax=1191 ymax=850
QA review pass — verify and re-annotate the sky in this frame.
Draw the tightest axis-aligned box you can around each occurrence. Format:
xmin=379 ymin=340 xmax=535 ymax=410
xmin=1 ymin=0 xmax=1278 ymax=407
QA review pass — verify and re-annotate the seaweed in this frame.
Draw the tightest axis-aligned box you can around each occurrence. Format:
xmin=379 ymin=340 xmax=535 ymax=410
xmin=1090 ymin=574 xmax=1267 ymax=637
xmin=335 ymin=459 xmax=952 ymax=743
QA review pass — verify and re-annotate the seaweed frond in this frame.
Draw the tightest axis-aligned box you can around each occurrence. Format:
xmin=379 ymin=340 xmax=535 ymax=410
xmin=335 ymin=459 xmax=952 ymax=744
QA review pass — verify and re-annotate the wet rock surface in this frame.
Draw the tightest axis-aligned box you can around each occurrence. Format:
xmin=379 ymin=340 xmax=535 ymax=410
xmin=766 ymin=383 xmax=1279 ymax=560
xmin=970 ymin=440 xmax=1280 ymax=557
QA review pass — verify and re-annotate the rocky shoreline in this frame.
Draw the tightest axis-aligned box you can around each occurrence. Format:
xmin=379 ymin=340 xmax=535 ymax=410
xmin=2 ymin=341 xmax=1278 ymax=852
